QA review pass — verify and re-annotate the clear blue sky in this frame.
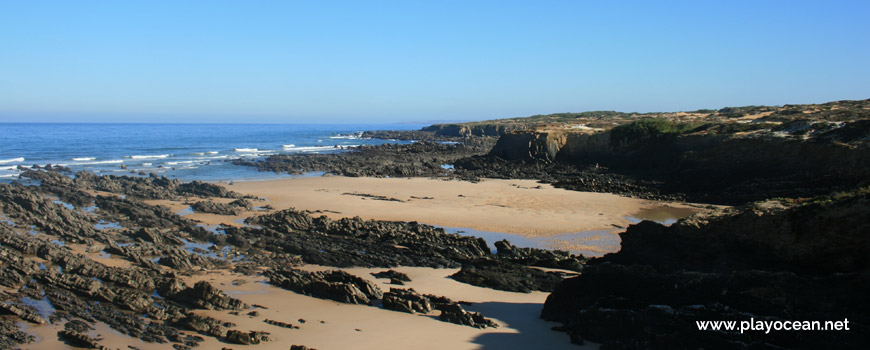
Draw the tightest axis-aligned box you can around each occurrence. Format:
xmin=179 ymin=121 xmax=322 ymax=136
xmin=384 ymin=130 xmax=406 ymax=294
xmin=1 ymin=0 xmax=868 ymax=123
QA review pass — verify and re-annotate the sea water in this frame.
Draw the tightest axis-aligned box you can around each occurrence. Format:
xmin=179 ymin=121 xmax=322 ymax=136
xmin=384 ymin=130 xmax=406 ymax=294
xmin=0 ymin=123 xmax=424 ymax=182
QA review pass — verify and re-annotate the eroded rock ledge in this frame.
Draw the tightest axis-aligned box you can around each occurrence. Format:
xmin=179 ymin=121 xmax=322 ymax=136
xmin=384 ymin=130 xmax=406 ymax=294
xmin=541 ymin=190 xmax=870 ymax=349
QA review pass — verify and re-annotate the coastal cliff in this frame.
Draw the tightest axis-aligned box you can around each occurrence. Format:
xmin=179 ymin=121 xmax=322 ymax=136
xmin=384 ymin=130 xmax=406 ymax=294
xmin=482 ymin=119 xmax=870 ymax=203
xmin=422 ymin=123 xmax=525 ymax=137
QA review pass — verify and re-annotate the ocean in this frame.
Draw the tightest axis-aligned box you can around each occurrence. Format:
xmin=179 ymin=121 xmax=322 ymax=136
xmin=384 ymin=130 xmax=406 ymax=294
xmin=0 ymin=123 xmax=423 ymax=182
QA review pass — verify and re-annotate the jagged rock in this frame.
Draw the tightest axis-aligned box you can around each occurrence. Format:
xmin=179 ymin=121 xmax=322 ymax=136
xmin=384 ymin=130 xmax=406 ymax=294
xmin=0 ymin=303 xmax=46 ymax=325
xmin=64 ymin=319 xmax=95 ymax=333
xmin=0 ymin=182 xmax=99 ymax=242
xmin=233 ymin=141 xmax=493 ymax=178
xmin=191 ymin=201 xmax=240 ymax=216
xmin=267 ymin=268 xmax=382 ymax=305
xmin=0 ymin=317 xmax=34 ymax=348
xmin=175 ymin=314 xmax=226 ymax=337
xmin=244 ymin=209 xmax=490 ymax=268
xmin=225 ymin=330 xmax=270 ymax=345
xmin=450 ymin=259 xmax=564 ymax=293
xmin=229 ymin=198 xmax=253 ymax=210
xmin=382 ymin=288 xmax=431 ymax=314
xmin=494 ymin=240 xmax=585 ymax=271
xmin=438 ymin=304 xmax=498 ymax=329
xmin=170 ymin=281 xmax=247 ymax=311
xmin=58 ymin=330 xmax=102 ymax=349
xmin=290 ymin=345 xmax=317 ymax=350
xmin=370 ymin=270 xmax=411 ymax=282
xmin=263 ymin=319 xmax=298 ymax=329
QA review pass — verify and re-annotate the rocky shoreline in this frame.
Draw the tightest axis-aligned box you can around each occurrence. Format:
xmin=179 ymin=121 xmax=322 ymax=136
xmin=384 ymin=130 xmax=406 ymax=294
xmin=0 ymin=169 xmax=584 ymax=349
xmin=2 ymin=99 xmax=868 ymax=349
xmin=229 ymin=99 xmax=870 ymax=348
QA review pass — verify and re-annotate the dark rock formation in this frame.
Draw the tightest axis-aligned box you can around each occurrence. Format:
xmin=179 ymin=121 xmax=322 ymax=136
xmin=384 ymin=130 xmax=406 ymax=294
xmin=422 ymin=123 xmax=525 ymax=137
xmin=169 ymin=281 xmax=247 ymax=311
xmin=478 ymin=117 xmax=870 ymax=204
xmin=243 ymin=209 xmax=491 ymax=268
xmin=264 ymin=319 xmax=298 ymax=329
xmin=0 ymin=318 xmax=35 ymax=348
xmin=542 ymin=191 xmax=870 ymax=349
xmin=370 ymin=270 xmax=411 ymax=282
xmin=450 ymin=259 xmax=565 ymax=293
xmin=438 ymin=304 xmax=498 ymax=329
xmin=232 ymin=141 xmax=491 ymax=178
xmin=382 ymin=288 xmax=432 ymax=314
xmin=225 ymin=330 xmax=270 ymax=345
xmin=289 ymin=345 xmax=317 ymax=350
xmin=58 ymin=330 xmax=102 ymax=349
xmin=175 ymin=314 xmax=226 ymax=338
xmin=191 ymin=200 xmax=240 ymax=215
xmin=494 ymin=240 xmax=585 ymax=271
xmin=267 ymin=268 xmax=382 ymax=305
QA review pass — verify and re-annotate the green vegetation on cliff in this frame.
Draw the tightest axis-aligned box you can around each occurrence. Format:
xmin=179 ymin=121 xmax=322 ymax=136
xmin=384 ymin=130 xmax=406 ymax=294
xmin=609 ymin=118 xmax=703 ymax=145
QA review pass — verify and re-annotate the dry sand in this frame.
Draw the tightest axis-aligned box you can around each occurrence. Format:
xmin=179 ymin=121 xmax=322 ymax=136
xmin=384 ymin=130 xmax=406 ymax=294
xmin=24 ymin=266 xmax=593 ymax=350
xmin=224 ymin=176 xmax=693 ymax=236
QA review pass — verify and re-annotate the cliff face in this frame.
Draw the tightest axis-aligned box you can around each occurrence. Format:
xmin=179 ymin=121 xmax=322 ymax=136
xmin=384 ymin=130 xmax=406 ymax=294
xmin=485 ymin=125 xmax=870 ymax=203
xmin=541 ymin=192 xmax=870 ymax=348
xmin=422 ymin=123 xmax=524 ymax=137
xmin=487 ymin=131 xmax=570 ymax=161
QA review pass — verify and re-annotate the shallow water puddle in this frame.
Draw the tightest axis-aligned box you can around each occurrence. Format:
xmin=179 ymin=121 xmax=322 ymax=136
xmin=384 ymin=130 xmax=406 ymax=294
xmin=177 ymin=206 xmax=194 ymax=216
xmin=19 ymin=296 xmax=56 ymax=320
xmin=437 ymin=226 xmax=620 ymax=257
xmin=625 ymin=206 xmax=699 ymax=226
xmin=51 ymin=200 xmax=75 ymax=210
xmin=95 ymin=221 xmax=122 ymax=230
xmin=438 ymin=205 xmax=698 ymax=257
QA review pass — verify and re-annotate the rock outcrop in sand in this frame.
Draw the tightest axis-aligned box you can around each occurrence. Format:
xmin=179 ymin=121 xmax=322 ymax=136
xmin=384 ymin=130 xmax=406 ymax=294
xmin=542 ymin=190 xmax=870 ymax=348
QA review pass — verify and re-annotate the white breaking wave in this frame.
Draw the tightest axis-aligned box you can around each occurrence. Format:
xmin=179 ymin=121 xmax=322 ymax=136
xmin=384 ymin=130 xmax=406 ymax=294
xmin=142 ymin=163 xmax=152 ymax=166
xmin=234 ymin=148 xmax=258 ymax=152
xmin=283 ymin=145 xmax=357 ymax=152
xmin=282 ymin=144 xmax=296 ymax=148
xmin=59 ymin=159 xmax=125 ymax=166
xmin=72 ymin=157 xmax=96 ymax=161
xmin=165 ymin=160 xmax=196 ymax=165
xmin=329 ymin=133 xmax=364 ymax=140
xmin=0 ymin=157 xmax=24 ymax=164
xmin=206 ymin=151 xmax=219 ymax=154
xmin=128 ymin=154 xmax=170 ymax=159
xmin=77 ymin=160 xmax=124 ymax=165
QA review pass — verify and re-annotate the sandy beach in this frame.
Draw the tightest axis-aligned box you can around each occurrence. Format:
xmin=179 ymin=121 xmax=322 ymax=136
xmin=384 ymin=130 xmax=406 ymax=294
xmin=219 ymin=176 xmax=697 ymax=236
xmin=24 ymin=266 xmax=591 ymax=350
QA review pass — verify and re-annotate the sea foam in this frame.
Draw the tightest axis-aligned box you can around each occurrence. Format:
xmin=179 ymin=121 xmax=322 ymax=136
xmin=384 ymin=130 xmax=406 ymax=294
xmin=0 ymin=157 xmax=24 ymax=164
xmin=128 ymin=154 xmax=170 ymax=159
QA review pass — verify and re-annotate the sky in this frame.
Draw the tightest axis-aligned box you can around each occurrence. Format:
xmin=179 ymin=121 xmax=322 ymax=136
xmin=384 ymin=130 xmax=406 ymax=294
xmin=1 ymin=0 xmax=868 ymax=124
